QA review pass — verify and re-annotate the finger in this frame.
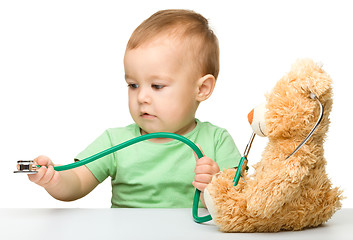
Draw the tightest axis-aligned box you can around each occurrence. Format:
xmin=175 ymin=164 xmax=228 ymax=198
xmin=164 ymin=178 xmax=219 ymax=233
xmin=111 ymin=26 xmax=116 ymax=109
xmin=28 ymin=166 xmax=47 ymax=183
xmin=34 ymin=155 xmax=52 ymax=166
xmin=194 ymin=173 xmax=213 ymax=184
xmin=40 ymin=165 xmax=56 ymax=186
xmin=195 ymin=157 xmax=215 ymax=166
xmin=50 ymin=170 xmax=61 ymax=186
xmin=194 ymin=164 xmax=216 ymax=174
xmin=195 ymin=157 xmax=220 ymax=173
xmin=192 ymin=181 xmax=208 ymax=192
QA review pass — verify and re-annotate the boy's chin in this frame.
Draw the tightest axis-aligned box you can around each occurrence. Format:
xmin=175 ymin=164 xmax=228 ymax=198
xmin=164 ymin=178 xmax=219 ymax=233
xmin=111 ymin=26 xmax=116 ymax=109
xmin=139 ymin=126 xmax=166 ymax=135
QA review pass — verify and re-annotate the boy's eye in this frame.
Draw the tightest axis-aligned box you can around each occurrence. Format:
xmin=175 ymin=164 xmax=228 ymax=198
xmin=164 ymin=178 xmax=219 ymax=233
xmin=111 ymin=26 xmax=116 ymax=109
xmin=128 ymin=84 xmax=139 ymax=89
xmin=152 ymin=84 xmax=164 ymax=90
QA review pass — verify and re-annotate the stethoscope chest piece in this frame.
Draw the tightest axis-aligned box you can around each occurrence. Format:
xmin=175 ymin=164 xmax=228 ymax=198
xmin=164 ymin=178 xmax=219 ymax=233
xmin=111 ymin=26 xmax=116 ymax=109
xmin=14 ymin=160 xmax=38 ymax=174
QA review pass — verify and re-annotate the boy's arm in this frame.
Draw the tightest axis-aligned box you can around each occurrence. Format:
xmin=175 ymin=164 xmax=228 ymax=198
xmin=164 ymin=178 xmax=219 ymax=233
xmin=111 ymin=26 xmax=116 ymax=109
xmin=45 ymin=165 xmax=99 ymax=201
xmin=28 ymin=155 xmax=99 ymax=201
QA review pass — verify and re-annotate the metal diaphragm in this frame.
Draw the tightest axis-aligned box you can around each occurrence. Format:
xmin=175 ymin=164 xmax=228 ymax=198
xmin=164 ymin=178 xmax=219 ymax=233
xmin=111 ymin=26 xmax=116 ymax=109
xmin=14 ymin=160 xmax=38 ymax=174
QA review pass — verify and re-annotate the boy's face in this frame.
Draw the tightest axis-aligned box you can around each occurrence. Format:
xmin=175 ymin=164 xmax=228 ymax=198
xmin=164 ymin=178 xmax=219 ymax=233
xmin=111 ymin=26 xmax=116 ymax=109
xmin=124 ymin=36 xmax=200 ymax=136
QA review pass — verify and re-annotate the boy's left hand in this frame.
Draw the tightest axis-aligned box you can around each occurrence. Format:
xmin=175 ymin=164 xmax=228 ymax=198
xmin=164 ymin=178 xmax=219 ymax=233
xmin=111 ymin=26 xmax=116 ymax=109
xmin=193 ymin=145 xmax=220 ymax=192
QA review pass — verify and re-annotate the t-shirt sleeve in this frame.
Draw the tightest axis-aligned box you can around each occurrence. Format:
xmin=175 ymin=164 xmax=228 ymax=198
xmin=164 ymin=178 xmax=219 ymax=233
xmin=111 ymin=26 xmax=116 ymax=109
xmin=215 ymin=129 xmax=241 ymax=170
xmin=75 ymin=130 xmax=117 ymax=183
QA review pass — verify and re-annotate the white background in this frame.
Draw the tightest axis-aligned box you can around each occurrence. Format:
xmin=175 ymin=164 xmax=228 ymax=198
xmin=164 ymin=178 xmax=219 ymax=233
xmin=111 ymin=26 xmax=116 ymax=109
xmin=1 ymin=0 xmax=352 ymax=208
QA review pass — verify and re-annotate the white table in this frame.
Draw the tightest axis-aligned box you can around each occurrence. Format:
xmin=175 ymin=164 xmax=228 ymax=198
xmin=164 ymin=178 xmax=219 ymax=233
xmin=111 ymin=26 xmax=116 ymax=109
xmin=0 ymin=208 xmax=352 ymax=240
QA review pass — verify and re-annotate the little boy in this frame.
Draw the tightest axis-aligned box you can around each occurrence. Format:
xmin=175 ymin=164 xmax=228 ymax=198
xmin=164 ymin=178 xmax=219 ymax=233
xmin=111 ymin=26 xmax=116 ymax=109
xmin=28 ymin=9 xmax=241 ymax=208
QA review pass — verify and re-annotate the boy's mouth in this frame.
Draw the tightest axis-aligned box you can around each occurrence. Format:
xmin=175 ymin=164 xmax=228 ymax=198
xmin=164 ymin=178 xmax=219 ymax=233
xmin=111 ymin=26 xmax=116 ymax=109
xmin=141 ymin=113 xmax=156 ymax=119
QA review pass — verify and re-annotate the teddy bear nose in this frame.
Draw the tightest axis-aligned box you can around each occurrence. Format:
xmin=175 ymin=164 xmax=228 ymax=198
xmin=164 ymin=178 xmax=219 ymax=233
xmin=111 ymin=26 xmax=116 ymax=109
xmin=248 ymin=109 xmax=254 ymax=125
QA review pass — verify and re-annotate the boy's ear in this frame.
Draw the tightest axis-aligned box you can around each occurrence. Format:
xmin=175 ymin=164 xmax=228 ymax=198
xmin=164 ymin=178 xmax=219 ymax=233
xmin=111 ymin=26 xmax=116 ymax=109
xmin=196 ymin=74 xmax=216 ymax=102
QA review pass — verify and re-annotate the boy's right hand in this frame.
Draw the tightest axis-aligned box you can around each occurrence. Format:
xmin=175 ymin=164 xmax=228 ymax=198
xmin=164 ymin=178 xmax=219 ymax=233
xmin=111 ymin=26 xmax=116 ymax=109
xmin=28 ymin=155 xmax=60 ymax=189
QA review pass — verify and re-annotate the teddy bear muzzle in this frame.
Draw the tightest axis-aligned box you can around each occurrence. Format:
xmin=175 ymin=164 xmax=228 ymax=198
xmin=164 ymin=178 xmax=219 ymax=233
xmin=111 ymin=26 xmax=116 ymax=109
xmin=248 ymin=103 xmax=268 ymax=137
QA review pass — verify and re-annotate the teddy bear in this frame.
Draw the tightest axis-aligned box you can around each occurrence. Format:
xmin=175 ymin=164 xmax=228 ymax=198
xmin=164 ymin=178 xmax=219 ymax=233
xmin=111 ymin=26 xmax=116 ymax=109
xmin=203 ymin=59 xmax=343 ymax=232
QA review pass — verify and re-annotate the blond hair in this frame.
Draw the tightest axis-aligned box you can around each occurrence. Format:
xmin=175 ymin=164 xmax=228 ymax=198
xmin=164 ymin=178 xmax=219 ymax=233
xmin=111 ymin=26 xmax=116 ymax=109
xmin=126 ymin=9 xmax=220 ymax=79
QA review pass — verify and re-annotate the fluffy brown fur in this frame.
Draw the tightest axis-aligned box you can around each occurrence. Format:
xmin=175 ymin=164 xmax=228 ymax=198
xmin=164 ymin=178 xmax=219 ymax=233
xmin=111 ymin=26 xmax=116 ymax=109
xmin=205 ymin=59 xmax=343 ymax=232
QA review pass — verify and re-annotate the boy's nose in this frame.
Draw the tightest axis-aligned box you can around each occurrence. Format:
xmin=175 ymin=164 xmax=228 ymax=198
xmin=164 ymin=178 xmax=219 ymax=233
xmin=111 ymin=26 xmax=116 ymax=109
xmin=137 ymin=88 xmax=152 ymax=104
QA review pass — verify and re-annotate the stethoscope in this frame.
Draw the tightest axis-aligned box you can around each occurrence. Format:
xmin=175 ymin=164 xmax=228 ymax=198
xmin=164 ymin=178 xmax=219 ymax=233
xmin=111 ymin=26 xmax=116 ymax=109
xmin=14 ymin=93 xmax=324 ymax=224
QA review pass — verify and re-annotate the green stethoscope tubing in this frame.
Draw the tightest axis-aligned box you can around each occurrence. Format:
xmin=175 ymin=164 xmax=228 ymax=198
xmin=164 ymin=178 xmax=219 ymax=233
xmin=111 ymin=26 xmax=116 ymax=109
xmin=50 ymin=133 xmax=203 ymax=172
xmin=36 ymin=132 xmax=242 ymax=223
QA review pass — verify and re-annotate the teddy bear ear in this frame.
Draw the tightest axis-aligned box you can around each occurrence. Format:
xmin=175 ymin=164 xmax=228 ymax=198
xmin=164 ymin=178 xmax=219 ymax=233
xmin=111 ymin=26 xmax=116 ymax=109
xmin=264 ymin=59 xmax=333 ymax=139
xmin=288 ymin=59 xmax=332 ymax=98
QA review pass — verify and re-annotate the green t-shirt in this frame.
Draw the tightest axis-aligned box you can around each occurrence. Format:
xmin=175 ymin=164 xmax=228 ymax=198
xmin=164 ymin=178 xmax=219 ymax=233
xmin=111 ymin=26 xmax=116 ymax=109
xmin=75 ymin=119 xmax=241 ymax=208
